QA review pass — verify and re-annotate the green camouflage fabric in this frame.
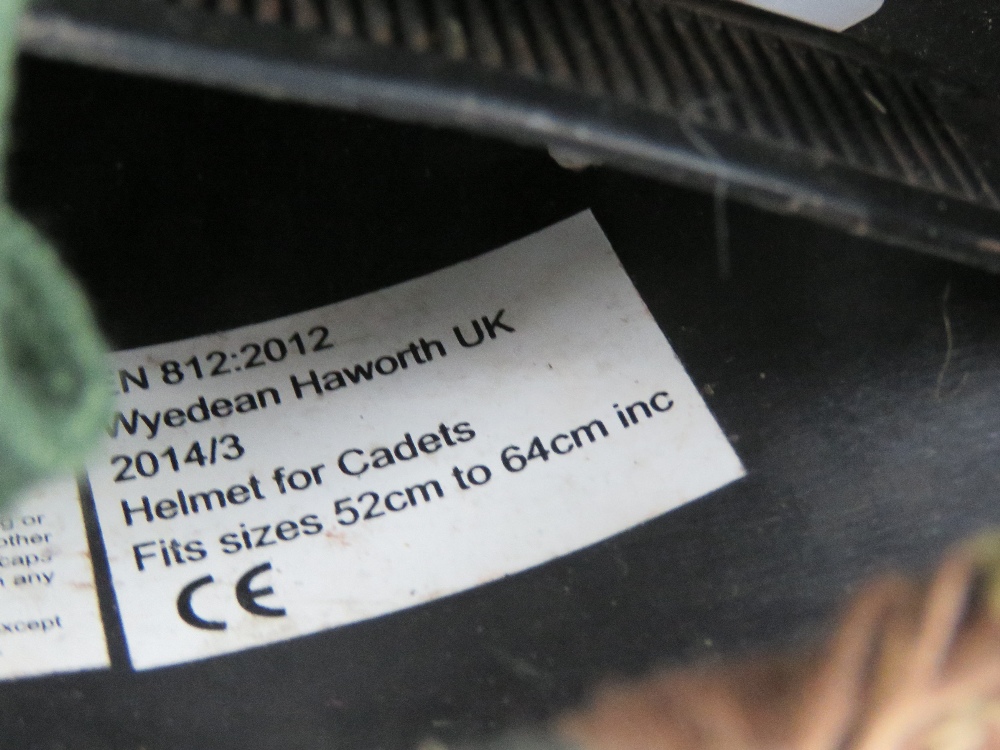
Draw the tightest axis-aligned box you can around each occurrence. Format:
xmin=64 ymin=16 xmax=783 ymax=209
xmin=0 ymin=0 xmax=110 ymax=506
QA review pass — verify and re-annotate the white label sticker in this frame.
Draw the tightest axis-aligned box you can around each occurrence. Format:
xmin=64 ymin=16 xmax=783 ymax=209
xmin=87 ymin=212 xmax=744 ymax=670
xmin=0 ymin=478 xmax=109 ymax=680
xmin=732 ymin=0 xmax=883 ymax=31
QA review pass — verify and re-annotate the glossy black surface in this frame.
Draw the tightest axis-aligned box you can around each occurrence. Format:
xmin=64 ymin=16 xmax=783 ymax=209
xmin=851 ymin=0 xmax=1000 ymax=96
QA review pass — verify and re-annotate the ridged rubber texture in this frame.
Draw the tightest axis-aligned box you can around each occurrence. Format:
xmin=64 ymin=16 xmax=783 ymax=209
xmin=159 ymin=0 xmax=998 ymax=210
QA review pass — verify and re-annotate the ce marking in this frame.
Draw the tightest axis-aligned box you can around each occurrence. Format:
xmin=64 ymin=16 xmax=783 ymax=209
xmin=177 ymin=562 xmax=285 ymax=631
